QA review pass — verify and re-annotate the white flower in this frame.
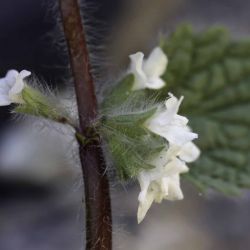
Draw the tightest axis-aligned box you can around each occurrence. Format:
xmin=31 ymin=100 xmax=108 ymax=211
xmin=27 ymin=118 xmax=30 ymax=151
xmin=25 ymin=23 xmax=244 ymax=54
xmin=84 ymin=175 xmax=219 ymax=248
xmin=137 ymin=143 xmax=200 ymax=223
xmin=137 ymin=152 xmax=187 ymax=223
xmin=137 ymin=92 xmax=200 ymax=223
xmin=0 ymin=69 xmax=31 ymax=106
xmin=129 ymin=47 xmax=168 ymax=90
xmin=145 ymin=92 xmax=198 ymax=146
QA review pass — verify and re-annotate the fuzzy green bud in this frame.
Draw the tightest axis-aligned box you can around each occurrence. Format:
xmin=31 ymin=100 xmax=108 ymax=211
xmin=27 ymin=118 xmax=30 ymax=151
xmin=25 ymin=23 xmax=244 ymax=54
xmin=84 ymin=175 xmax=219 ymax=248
xmin=15 ymin=86 xmax=62 ymax=121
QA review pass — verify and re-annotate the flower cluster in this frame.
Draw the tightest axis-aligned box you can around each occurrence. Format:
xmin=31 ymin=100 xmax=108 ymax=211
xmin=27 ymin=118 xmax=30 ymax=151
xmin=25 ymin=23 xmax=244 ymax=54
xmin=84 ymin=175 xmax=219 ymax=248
xmin=0 ymin=47 xmax=200 ymax=225
xmin=128 ymin=47 xmax=200 ymax=223
xmin=137 ymin=94 xmax=200 ymax=223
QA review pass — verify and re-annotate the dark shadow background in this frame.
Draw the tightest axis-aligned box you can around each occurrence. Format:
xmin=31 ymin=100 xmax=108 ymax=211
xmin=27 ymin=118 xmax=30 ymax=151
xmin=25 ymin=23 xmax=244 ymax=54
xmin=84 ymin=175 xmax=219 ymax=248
xmin=1 ymin=0 xmax=250 ymax=250
xmin=0 ymin=0 xmax=123 ymax=128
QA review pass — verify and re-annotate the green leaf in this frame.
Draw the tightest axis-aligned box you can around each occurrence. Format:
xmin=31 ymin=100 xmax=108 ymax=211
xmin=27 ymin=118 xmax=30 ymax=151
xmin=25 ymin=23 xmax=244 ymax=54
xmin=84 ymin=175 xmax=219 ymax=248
xmin=158 ymin=25 xmax=250 ymax=194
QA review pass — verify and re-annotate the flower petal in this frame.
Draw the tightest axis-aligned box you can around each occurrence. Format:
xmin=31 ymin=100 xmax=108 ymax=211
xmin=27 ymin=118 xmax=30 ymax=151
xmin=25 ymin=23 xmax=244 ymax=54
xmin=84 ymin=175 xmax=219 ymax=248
xmin=0 ymin=94 xmax=11 ymax=106
xmin=162 ymin=125 xmax=198 ymax=145
xmin=146 ymin=77 xmax=165 ymax=89
xmin=9 ymin=70 xmax=31 ymax=97
xmin=138 ymin=171 xmax=151 ymax=202
xmin=145 ymin=94 xmax=187 ymax=130
xmin=19 ymin=70 xmax=31 ymax=79
xmin=178 ymin=142 xmax=200 ymax=163
xmin=137 ymin=189 xmax=155 ymax=223
xmin=129 ymin=52 xmax=147 ymax=90
xmin=159 ymin=177 xmax=169 ymax=199
xmin=5 ymin=70 xmax=19 ymax=87
xmin=148 ymin=122 xmax=198 ymax=146
xmin=163 ymin=158 xmax=189 ymax=176
xmin=165 ymin=93 xmax=183 ymax=116
xmin=166 ymin=175 xmax=184 ymax=200
xmin=143 ymin=47 xmax=168 ymax=78
xmin=0 ymin=81 xmax=10 ymax=95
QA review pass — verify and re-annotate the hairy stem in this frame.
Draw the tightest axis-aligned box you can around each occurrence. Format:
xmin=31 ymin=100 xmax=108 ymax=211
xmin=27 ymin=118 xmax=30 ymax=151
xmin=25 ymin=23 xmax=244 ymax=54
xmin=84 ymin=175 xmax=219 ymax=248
xmin=59 ymin=0 xmax=112 ymax=249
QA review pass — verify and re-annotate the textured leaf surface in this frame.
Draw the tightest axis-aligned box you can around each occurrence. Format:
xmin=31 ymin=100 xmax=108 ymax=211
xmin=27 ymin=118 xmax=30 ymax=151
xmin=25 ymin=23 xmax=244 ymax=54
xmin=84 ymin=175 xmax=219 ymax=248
xmin=159 ymin=25 xmax=250 ymax=194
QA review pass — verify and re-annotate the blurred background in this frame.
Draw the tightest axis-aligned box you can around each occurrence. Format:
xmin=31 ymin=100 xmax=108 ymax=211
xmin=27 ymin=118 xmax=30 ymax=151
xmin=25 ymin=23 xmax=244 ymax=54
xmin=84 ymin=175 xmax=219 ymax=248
xmin=0 ymin=0 xmax=250 ymax=249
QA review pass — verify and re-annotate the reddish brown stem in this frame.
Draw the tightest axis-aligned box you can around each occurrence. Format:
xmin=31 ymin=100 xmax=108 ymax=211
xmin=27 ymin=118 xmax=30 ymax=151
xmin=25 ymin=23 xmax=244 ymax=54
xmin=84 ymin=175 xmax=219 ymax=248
xmin=59 ymin=0 xmax=112 ymax=249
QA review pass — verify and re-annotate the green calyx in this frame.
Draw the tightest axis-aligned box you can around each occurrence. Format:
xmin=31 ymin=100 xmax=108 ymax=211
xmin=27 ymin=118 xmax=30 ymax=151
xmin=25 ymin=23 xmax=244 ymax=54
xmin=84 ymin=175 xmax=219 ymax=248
xmin=15 ymin=86 xmax=63 ymax=122
xmin=100 ymin=80 xmax=165 ymax=180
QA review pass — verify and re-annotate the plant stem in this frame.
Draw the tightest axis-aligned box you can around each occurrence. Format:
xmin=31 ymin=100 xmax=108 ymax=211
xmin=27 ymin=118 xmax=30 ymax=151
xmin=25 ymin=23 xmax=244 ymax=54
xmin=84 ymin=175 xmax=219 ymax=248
xmin=59 ymin=0 xmax=112 ymax=249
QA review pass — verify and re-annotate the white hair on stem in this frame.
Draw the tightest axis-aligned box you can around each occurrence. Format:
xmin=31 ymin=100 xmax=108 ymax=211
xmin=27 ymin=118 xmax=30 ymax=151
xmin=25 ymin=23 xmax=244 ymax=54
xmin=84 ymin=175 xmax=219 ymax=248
xmin=45 ymin=0 xmax=113 ymax=91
